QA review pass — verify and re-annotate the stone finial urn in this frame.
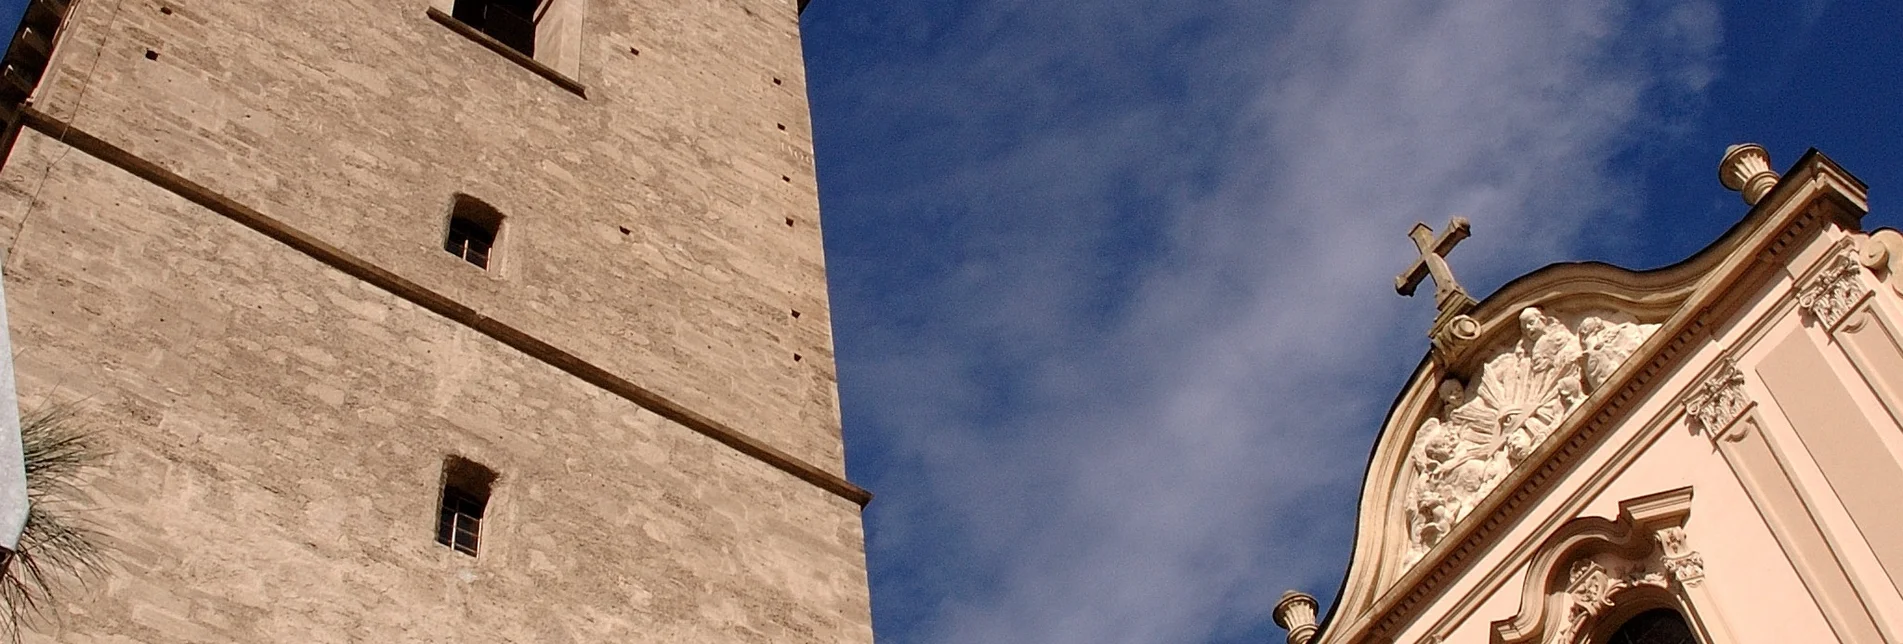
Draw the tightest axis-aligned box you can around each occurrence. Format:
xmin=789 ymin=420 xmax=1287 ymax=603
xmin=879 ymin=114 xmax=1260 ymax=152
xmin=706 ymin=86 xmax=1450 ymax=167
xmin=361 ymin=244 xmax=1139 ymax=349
xmin=1273 ymin=590 xmax=1320 ymax=644
xmin=1720 ymin=143 xmax=1780 ymax=206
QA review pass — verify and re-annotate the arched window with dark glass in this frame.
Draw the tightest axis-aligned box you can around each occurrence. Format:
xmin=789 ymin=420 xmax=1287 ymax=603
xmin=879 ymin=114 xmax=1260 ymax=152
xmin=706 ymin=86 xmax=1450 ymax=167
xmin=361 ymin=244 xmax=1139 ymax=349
xmin=1605 ymin=608 xmax=1697 ymax=644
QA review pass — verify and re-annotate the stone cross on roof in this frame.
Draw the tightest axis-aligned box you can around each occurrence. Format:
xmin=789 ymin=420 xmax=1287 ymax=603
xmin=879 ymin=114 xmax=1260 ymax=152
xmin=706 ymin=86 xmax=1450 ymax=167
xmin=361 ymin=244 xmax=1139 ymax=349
xmin=1396 ymin=216 xmax=1474 ymax=313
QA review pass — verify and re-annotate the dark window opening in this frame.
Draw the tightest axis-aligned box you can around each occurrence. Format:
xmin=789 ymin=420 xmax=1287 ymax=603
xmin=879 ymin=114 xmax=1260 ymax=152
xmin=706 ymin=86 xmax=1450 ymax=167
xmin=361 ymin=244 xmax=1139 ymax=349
xmin=450 ymin=0 xmax=542 ymax=57
xmin=1606 ymin=608 xmax=1696 ymax=644
xmin=444 ymin=194 xmax=503 ymax=269
xmin=435 ymin=456 xmax=498 ymax=557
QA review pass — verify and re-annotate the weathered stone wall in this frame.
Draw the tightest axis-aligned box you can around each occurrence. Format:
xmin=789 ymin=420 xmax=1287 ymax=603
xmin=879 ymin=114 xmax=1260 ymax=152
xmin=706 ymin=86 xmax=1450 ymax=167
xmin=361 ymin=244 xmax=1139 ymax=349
xmin=0 ymin=0 xmax=870 ymax=638
xmin=0 ymin=129 xmax=872 ymax=643
xmin=19 ymin=0 xmax=842 ymax=472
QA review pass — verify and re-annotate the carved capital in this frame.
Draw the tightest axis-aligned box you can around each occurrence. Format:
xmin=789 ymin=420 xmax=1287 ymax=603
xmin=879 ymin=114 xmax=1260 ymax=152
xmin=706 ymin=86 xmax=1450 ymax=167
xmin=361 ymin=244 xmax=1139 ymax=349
xmin=1684 ymin=359 xmax=1749 ymax=440
xmin=1662 ymin=552 xmax=1706 ymax=588
xmin=1654 ymin=526 xmax=1691 ymax=557
xmin=1654 ymin=527 xmax=1706 ymax=587
xmin=1796 ymin=241 xmax=1870 ymax=331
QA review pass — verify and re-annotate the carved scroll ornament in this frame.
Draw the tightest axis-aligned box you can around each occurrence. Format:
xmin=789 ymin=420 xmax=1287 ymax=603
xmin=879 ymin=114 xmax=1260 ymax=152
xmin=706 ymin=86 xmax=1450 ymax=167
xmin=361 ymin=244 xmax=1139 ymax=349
xmin=1490 ymin=491 xmax=1713 ymax=644
xmin=1796 ymin=242 xmax=1869 ymax=330
xmin=1683 ymin=359 xmax=1748 ymax=440
xmin=1403 ymin=308 xmax=1660 ymax=567
xmin=1655 ymin=527 xmax=1705 ymax=587
xmin=1549 ymin=560 xmax=1670 ymax=644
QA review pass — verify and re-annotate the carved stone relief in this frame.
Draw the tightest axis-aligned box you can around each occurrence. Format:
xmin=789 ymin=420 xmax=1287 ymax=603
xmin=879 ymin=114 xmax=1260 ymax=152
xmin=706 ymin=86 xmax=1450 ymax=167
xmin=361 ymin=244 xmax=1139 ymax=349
xmin=1403 ymin=308 xmax=1660 ymax=567
xmin=1797 ymin=242 xmax=1869 ymax=330
xmin=1550 ymin=559 xmax=1670 ymax=644
xmin=1655 ymin=527 xmax=1705 ymax=587
xmin=1544 ymin=529 xmax=1706 ymax=643
xmin=1478 ymin=487 xmax=1730 ymax=644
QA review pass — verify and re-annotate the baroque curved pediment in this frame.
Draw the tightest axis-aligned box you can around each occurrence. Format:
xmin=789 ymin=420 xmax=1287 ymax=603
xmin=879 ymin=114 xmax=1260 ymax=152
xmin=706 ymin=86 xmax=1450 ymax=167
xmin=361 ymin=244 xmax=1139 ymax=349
xmin=1304 ymin=148 xmax=1871 ymax=644
xmin=1358 ymin=216 xmax=1793 ymax=587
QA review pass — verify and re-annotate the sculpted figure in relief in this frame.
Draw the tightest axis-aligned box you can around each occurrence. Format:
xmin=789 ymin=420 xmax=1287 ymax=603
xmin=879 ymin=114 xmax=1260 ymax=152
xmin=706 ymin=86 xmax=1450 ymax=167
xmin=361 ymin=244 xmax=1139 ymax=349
xmin=1580 ymin=316 xmax=1660 ymax=390
xmin=1403 ymin=308 xmax=1659 ymax=567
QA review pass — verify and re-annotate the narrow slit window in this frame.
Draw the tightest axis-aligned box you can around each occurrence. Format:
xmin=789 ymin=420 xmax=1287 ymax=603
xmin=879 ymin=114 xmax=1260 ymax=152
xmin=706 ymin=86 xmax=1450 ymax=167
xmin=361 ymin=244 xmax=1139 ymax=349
xmin=435 ymin=456 xmax=498 ymax=557
xmin=443 ymin=194 xmax=503 ymax=269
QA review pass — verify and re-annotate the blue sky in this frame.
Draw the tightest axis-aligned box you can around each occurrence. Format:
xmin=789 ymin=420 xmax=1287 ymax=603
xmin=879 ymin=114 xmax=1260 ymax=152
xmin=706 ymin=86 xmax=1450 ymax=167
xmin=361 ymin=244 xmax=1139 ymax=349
xmin=801 ymin=1 xmax=1901 ymax=643
xmin=0 ymin=0 xmax=1891 ymax=642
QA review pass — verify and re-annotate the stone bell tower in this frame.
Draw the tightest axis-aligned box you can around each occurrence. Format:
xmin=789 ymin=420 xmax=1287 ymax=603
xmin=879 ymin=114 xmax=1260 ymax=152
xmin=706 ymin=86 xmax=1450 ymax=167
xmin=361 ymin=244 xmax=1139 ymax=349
xmin=0 ymin=0 xmax=873 ymax=641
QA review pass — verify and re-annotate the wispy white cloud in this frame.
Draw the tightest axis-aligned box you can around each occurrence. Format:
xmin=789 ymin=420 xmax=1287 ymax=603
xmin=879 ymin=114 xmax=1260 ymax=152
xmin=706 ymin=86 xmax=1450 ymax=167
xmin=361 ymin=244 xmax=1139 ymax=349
xmin=808 ymin=0 xmax=1718 ymax=642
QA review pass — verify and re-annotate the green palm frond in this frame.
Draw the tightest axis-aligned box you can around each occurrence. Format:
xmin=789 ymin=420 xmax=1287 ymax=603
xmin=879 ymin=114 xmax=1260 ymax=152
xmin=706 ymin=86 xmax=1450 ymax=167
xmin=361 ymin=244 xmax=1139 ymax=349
xmin=0 ymin=403 xmax=107 ymax=642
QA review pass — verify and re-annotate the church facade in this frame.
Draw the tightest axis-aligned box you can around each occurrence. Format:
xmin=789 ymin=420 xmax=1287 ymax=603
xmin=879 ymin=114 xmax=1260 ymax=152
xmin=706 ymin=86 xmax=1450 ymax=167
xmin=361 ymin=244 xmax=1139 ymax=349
xmin=0 ymin=0 xmax=873 ymax=641
xmin=1275 ymin=145 xmax=1903 ymax=643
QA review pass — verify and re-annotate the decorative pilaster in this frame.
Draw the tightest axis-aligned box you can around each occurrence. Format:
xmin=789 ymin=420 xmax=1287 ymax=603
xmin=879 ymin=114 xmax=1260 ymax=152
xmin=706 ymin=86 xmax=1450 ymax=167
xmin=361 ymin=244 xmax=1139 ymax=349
xmin=1795 ymin=240 xmax=1870 ymax=331
xmin=1684 ymin=359 xmax=1750 ymax=440
xmin=1652 ymin=524 xmax=1735 ymax=642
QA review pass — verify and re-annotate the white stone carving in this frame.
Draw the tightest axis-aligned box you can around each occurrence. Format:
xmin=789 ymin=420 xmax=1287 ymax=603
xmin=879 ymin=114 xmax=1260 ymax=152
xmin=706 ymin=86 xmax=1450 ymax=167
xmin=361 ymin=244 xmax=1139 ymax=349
xmin=1540 ymin=531 xmax=1704 ymax=642
xmin=1403 ymin=308 xmax=1660 ymax=567
xmin=1796 ymin=243 xmax=1869 ymax=330
xmin=1655 ymin=527 xmax=1706 ymax=587
xmin=1684 ymin=359 xmax=1748 ymax=440
xmin=1579 ymin=316 xmax=1654 ymax=391
xmin=1550 ymin=559 xmax=1669 ymax=644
